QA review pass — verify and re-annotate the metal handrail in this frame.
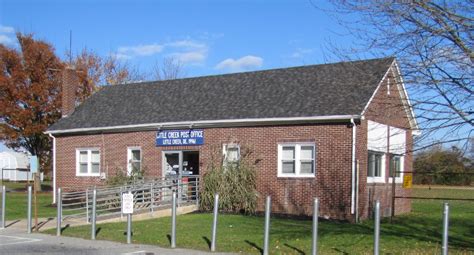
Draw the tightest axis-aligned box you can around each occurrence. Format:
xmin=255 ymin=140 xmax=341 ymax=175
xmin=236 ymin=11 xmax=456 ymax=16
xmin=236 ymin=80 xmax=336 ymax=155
xmin=60 ymin=176 xmax=200 ymax=222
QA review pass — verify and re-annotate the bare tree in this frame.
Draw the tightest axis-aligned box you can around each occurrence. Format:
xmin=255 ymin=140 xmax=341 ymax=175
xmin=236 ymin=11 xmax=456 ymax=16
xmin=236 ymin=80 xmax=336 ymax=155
xmin=103 ymin=54 xmax=145 ymax=85
xmin=152 ymin=56 xmax=186 ymax=80
xmin=320 ymin=1 xmax=473 ymax=150
xmin=69 ymin=48 xmax=145 ymax=88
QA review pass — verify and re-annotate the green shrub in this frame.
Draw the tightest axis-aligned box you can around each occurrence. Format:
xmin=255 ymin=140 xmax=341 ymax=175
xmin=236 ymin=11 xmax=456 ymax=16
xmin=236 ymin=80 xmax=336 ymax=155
xmin=106 ymin=164 xmax=147 ymax=186
xmin=199 ymin=146 xmax=259 ymax=214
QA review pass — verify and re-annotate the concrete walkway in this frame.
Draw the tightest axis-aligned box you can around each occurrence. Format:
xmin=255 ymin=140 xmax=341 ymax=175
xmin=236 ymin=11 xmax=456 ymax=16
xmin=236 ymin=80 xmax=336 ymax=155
xmin=1 ymin=219 xmax=229 ymax=255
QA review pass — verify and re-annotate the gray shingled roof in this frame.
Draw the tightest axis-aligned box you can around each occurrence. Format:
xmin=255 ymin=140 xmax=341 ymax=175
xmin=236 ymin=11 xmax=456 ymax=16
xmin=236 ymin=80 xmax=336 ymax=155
xmin=48 ymin=57 xmax=394 ymax=131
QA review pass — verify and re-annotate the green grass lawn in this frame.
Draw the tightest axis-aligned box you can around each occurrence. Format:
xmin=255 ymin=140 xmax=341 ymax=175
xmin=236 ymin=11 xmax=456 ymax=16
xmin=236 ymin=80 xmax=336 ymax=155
xmin=1 ymin=180 xmax=29 ymax=190
xmin=4 ymin=191 xmax=57 ymax=221
xmin=1 ymin=180 xmax=55 ymax=221
xmin=42 ymin=186 xmax=474 ymax=254
xmin=1 ymin=180 xmax=52 ymax=191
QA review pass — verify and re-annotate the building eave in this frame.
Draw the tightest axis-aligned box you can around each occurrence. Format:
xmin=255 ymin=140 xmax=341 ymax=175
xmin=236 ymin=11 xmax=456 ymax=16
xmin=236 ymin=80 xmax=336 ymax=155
xmin=45 ymin=115 xmax=361 ymax=135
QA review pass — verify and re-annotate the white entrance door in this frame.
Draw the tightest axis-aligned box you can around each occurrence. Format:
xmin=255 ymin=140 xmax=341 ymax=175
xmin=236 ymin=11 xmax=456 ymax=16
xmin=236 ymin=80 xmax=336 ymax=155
xmin=162 ymin=151 xmax=183 ymax=178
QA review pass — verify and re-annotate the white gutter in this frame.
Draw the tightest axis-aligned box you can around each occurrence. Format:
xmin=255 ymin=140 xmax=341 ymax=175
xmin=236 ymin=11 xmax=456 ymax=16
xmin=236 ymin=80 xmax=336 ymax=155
xmin=48 ymin=133 xmax=56 ymax=204
xmin=45 ymin=115 xmax=361 ymax=135
xmin=350 ymin=118 xmax=357 ymax=215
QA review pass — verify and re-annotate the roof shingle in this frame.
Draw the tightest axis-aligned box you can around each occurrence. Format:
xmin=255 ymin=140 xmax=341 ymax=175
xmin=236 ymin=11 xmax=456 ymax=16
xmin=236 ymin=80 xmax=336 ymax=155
xmin=48 ymin=57 xmax=394 ymax=131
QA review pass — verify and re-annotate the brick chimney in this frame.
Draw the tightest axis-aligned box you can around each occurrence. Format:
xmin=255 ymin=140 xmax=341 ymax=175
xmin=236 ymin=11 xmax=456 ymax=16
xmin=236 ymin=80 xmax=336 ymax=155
xmin=62 ymin=66 xmax=78 ymax=118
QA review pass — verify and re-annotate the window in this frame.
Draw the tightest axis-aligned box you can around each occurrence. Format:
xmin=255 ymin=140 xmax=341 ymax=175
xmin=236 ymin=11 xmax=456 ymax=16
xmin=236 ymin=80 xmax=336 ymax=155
xmin=127 ymin=147 xmax=141 ymax=176
xmin=368 ymin=151 xmax=385 ymax=183
xmin=223 ymin=144 xmax=240 ymax=167
xmin=76 ymin=149 xmax=100 ymax=176
xmin=389 ymin=155 xmax=401 ymax=177
xmin=389 ymin=154 xmax=403 ymax=183
xmin=278 ymin=143 xmax=315 ymax=177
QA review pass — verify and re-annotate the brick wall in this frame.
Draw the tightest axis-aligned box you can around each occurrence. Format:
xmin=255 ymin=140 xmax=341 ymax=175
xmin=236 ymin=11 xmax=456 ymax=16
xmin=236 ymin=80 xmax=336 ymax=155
xmin=61 ymin=67 xmax=78 ymax=118
xmin=357 ymin=66 xmax=413 ymax=219
xmin=56 ymin=123 xmax=355 ymax=220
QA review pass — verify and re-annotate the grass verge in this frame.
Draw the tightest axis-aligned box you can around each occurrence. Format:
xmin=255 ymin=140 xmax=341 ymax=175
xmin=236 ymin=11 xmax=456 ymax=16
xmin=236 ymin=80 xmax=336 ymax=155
xmin=43 ymin=186 xmax=473 ymax=254
xmin=4 ymin=191 xmax=56 ymax=221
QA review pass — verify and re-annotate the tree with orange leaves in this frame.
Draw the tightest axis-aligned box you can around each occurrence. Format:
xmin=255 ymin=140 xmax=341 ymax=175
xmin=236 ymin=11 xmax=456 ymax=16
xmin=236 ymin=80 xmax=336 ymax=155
xmin=0 ymin=34 xmax=144 ymax=180
xmin=0 ymin=33 xmax=64 ymax=176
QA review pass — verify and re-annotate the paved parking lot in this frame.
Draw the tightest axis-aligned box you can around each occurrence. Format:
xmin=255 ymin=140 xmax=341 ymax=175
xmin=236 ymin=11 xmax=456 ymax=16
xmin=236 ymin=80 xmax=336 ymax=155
xmin=0 ymin=220 xmax=225 ymax=255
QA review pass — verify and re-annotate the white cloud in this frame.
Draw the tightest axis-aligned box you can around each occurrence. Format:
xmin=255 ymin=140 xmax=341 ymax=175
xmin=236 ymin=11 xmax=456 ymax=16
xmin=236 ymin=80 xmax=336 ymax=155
xmin=166 ymin=40 xmax=206 ymax=50
xmin=171 ymin=51 xmax=207 ymax=64
xmin=111 ymin=52 xmax=132 ymax=60
xmin=0 ymin=25 xmax=14 ymax=34
xmin=290 ymin=48 xmax=314 ymax=59
xmin=0 ymin=34 xmax=14 ymax=45
xmin=117 ymin=43 xmax=164 ymax=59
xmin=166 ymin=39 xmax=208 ymax=64
xmin=215 ymin=55 xmax=263 ymax=71
xmin=114 ymin=39 xmax=209 ymax=64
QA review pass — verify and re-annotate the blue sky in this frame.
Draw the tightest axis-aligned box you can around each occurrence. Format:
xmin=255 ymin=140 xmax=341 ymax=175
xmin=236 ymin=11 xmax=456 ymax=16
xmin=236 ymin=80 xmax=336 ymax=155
xmin=0 ymin=0 xmax=359 ymax=152
xmin=0 ymin=0 xmax=351 ymax=78
xmin=5 ymin=0 xmax=464 ymax=153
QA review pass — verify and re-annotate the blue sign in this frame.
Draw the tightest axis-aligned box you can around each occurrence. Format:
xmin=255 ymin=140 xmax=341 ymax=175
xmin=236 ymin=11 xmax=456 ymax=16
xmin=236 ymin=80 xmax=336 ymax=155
xmin=156 ymin=129 xmax=204 ymax=146
xmin=30 ymin=156 xmax=39 ymax=173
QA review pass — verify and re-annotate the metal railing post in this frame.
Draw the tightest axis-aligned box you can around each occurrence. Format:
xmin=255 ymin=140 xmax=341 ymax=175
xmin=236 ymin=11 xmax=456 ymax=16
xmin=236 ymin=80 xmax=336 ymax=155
xmin=1 ymin=185 xmax=5 ymax=229
xmin=127 ymin=212 xmax=132 ymax=244
xmin=442 ymin=203 xmax=449 ymax=255
xmin=0 ymin=185 xmax=7 ymax=228
xmin=311 ymin=198 xmax=319 ymax=255
xmin=211 ymin=193 xmax=219 ymax=252
xmin=263 ymin=195 xmax=271 ymax=255
xmin=374 ymin=200 xmax=380 ymax=255
xmin=150 ymin=183 xmax=154 ymax=214
xmin=195 ymin=178 xmax=200 ymax=206
xmin=91 ymin=189 xmax=97 ymax=240
xmin=56 ymin=188 xmax=62 ymax=236
xmin=120 ymin=187 xmax=123 ymax=219
xmin=171 ymin=190 xmax=177 ymax=248
xmin=86 ymin=189 xmax=89 ymax=223
xmin=178 ymin=179 xmax=182 ymax=208
xmin=27 ymin=185 xmax=32 ymax=234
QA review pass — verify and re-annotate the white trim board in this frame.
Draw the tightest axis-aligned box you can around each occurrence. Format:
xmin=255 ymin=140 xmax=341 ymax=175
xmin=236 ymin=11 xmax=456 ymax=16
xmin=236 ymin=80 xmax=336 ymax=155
xmin=45 ymin=115 xmax=360 ymax=135
xmin=360 ymin=59 xmax=419 ymax=132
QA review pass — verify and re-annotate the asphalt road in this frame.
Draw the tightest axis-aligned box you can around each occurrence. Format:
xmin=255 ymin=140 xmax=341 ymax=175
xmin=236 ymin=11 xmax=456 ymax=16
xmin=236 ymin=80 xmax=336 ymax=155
xmin=0 ymin=225 xmax=225 ymax=255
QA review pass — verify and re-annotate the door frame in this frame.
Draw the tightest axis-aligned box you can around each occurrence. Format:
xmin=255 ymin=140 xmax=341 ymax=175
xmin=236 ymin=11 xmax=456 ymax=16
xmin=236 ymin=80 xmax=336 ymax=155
xmin=161 ymin=150 xmax=200 ymax=178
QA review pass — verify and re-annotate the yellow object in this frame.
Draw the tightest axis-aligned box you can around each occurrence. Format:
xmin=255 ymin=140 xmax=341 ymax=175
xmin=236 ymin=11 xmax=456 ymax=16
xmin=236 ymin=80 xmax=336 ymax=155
xmin=403 ymin=174 xmax=412 ymax=189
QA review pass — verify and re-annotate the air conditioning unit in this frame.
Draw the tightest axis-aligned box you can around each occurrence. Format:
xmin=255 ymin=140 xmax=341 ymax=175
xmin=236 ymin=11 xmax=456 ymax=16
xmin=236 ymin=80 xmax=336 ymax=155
xmin=100 ymin=172 xmax=107 ymax=179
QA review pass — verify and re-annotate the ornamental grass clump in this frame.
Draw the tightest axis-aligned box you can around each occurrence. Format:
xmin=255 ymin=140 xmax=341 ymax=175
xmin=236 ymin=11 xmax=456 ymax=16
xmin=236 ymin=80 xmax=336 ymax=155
xmin=200 ymin=146 xmax=259 ymax=214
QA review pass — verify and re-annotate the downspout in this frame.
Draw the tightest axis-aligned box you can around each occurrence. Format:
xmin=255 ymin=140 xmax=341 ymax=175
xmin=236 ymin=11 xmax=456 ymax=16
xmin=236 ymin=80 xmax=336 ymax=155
xmin=48 ymin=133 xmax=57 ymax=204
xmin=350 ymin=118 xmax=357 ymax=216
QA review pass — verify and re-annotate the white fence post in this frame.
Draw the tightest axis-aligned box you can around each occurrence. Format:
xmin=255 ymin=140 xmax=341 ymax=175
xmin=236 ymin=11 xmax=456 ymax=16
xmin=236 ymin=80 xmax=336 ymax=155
xmin=442 ymin=203 xmax=449 ymax=255
xmin=311 ymin=198 xmax=319 ymax=255
xmin=374 ymin=200 xmax=380 ymax=255
xmin=1 ymin=185 xmax=5 ymax=229
xmin=56 ymin=188 xmax=62 ymax=236
xmin=171 ymin=190 xmax=177 ymax=248
xmin=27 ymin=186 xmax=32 ymax=234
xmin=263 ymin=196 xmax=271 ymax=255
xmin=91 ymin=189 xmax=97 ymax=240
xmin=211 ymin=193 xmax=219 ymax=252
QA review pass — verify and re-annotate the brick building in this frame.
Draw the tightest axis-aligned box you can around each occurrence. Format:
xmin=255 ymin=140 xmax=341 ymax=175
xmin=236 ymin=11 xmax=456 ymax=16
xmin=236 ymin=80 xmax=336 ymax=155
xmin=46 ymin=57 xmax=418 ymax=221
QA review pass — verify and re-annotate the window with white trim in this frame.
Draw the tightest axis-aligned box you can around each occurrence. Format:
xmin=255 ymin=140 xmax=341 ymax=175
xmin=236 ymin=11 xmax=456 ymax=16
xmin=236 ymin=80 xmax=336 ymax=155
xmin=223 ymin=144 xmax=240 ymax=167
xmin=76 ymin=149 xmax=100 ymax=176
xmin=278 ymin=143 xmax=315 ymax=177
xmin=127 ymin=147 xmax=141 ymax=176
xmin=367 ymin=151 xmax=385 ymax=183
xmin=389 ymin=154 xmax=404 ymax=183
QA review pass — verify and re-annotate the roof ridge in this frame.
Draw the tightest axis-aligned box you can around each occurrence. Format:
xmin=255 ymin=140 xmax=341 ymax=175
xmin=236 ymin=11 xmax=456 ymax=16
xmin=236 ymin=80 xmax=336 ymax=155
xmin=102 ymin=56 xmax=395 ymax=88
